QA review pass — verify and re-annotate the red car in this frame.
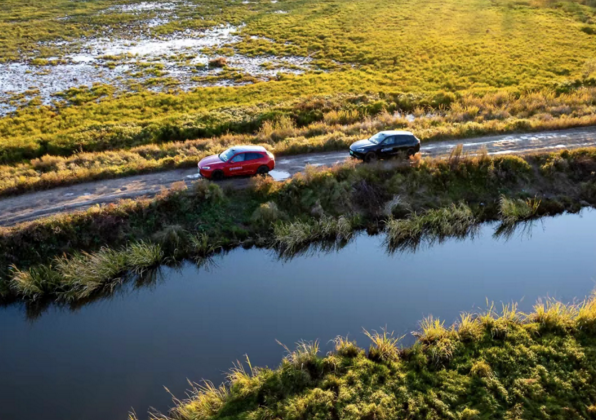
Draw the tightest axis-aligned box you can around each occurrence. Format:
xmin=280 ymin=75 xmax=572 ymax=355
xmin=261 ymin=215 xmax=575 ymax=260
xmin=198 ymin=145 xmax=275 ymax=180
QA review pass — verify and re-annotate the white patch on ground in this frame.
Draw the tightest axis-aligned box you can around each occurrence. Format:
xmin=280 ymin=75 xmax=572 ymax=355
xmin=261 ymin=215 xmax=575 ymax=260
xmin=269 ymin=170 xmax=291 ymax=181
xmin=186 ymin=173 xmax=202 ymax=179
xmin=274 ymin=10 xmax=288 ymax=14
xmin=82 ymin=25 xmax=240 ymax=57
xmin=102 ymin=2 xmax=181 ymax=14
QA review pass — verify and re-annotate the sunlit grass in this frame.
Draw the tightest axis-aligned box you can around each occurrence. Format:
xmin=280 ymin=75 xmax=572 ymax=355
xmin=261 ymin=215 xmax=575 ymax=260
xmin=363 ymin=327 xmax=402 ymax=363
xmin=499 ymin=195 xmax=541 ymax=224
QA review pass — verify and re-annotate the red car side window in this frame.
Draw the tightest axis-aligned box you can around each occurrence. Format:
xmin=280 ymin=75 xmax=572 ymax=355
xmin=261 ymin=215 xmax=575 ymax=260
xmin=231 ymin=154 xmax=245 ymax=163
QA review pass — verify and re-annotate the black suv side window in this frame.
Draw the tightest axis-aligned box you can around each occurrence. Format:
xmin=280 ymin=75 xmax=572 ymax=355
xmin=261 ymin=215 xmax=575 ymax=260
xmin=395 ymin=135 xmax=413 ymax=146
xmin=383 ymin=136 xmax=397 ymax=145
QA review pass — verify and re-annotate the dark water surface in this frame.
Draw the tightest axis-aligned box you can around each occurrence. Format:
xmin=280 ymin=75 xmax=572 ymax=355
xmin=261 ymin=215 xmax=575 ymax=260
xmin=1 ymin=210 xmax=596 ymax=420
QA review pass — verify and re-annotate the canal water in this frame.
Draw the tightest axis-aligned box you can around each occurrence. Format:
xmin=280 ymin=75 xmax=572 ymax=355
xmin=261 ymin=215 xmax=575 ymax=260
xmin=1 ymin=210 xmax=595 ymax=420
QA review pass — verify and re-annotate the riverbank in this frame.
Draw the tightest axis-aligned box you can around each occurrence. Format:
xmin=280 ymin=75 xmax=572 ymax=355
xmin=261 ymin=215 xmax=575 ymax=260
xmin=2 ymin=147 xmax=595 ymax=303
xmin=148 ymin=292 xmax=596 ymax=420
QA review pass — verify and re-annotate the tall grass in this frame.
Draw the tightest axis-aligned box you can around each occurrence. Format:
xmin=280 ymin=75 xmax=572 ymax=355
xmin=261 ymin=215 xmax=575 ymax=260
xmin=385 ymin=203 xmax=477 ymax=248
xmin=273 ymin=216 xmax=354 ymax=252
xmin=10 ymin=241 xmax=164 ymax=301
xmin=499 ymin=195 xmax=541 ymax=224
xmin=363 ymin=327 xmax=402 ymax=363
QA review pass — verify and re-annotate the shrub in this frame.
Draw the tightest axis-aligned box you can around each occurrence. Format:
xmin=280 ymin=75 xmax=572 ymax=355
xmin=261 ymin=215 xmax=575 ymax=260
xmin=194 ymin=179 xmax=225 ymax=203
xmin=251 ymin=201 xmax=284 ymax=227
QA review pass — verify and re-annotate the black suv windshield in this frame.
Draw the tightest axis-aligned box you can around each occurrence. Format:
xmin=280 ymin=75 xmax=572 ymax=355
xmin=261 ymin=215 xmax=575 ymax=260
xmin=219 ymin=149 xmax=235 ymax=162
xmin=369 ymin=132 xmax=387 ymax=144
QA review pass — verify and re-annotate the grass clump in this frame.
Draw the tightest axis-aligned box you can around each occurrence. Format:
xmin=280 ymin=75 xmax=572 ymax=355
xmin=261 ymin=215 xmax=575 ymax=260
xmin=9 ymin=242 xmax=164 ymax=302
xmin=470 ymin=360 xmax=493 ymax=378
xmin=9 ymin=264 xmax=61 ymax=301
xmin=386 ymin=203 xmax=476 ymax=248
xmin=527 ymin=298 xmax=578 ymax=332
xmin=273 ymin=216 xmax=354 ymax=252
xmin=56 ymin=247 xmax=129 ymax=300
xmin=363 ymin=328 xmax=402 ymax=363
xmin=499 ymin=195 xmax=541 ymax=224
xmin=163 ymin=381 xmax=230 ymax=420
xmin=126 ymin=242 xmax=164 ymax=274
xmin=251 ymin=201 xmax=285 ymax=228
xmin=333 ymin=336 xmax=361 ymax=358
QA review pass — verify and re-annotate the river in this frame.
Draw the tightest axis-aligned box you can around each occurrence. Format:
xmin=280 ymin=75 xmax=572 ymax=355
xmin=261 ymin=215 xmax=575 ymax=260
xmin=1 ymin=210 xmax=595 ymax=420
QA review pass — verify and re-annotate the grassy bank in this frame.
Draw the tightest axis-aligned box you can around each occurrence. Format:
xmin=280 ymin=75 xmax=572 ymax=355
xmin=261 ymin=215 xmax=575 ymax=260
xmin=3 ymin=89 xmax=596 ymax=197
xmin=144 ymin=292 xmax=596 ymax=420
xmin=2 ymin=147 xmax=596 ymax=303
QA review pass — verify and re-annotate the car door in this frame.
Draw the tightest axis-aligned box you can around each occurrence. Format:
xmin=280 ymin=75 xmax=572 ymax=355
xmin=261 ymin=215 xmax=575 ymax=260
xmin=394 ymin=135 xmax=414 ymax=153
xmin=247 ymin=152 xmax=266 ymax=174
xmin=379 ymin=136 xmax=398 ymax=157
xmin=226 ymin=153 xmax=246 ymax=176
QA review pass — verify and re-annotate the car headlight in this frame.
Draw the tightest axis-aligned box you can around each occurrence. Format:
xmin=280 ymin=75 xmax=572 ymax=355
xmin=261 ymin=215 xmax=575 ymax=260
xmin=201 ymin=166 xmax=210 ymax=170
xmin=356 ymin=148 xmax=367 ymax=153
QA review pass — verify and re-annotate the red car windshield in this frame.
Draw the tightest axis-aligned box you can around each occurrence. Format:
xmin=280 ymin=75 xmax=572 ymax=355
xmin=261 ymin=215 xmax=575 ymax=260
xmin=219 ymin=149 xmax=235 ymax=162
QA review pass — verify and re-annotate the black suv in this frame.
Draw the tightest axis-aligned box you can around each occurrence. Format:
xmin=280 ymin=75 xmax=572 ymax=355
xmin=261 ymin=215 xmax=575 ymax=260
xmin=349 ymin=131 xmax=420 ymax=162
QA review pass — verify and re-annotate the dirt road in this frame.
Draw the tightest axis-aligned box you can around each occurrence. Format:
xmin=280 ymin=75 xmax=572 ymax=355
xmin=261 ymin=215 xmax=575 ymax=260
xmin=2 ymin=126 xmax=596 ymax=227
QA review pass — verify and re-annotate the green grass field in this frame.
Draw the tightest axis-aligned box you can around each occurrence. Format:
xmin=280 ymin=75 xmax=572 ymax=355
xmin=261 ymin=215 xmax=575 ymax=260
xmin=1 ymin=0 xmax=596 ymax=174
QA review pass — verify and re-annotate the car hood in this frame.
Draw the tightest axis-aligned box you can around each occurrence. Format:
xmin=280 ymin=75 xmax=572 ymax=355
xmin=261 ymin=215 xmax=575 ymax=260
xmin=350 ymin=139 xmax=375 ymax=150
xmin=199 ymin=154 xmax=225 ymax=167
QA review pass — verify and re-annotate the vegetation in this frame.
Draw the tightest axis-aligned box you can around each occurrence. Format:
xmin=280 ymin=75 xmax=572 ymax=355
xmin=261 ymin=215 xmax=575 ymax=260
xmin=142 ymin=292 xmax=596 ymax=420
xmin=3 ymin=0 xmax=596 ymax=195
xmin=2 ymin=148 xmax=595 ymax=305
xmin=4 ymin=89 xmax=596 ymax=197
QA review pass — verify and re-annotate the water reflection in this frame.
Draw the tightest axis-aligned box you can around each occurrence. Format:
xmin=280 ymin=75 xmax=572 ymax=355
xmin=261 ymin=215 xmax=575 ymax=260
xmin=2 ymin=212 xmax=589 ymax=320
